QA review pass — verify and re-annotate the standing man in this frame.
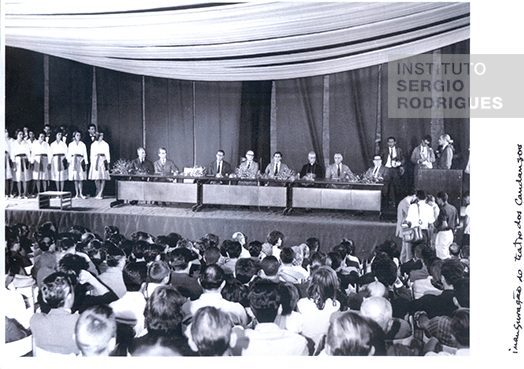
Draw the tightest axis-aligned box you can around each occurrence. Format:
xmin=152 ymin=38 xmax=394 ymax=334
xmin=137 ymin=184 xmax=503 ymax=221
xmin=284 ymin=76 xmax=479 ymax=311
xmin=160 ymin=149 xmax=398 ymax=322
xmin=434 ymin=191 xmax=458 ymax=260
xmin=208 ymin=150 xmax=232 ymax=177
xmin=130 ymin=147 xmax=154 ymax=175
xmin=325 ymin=153 xmax=356 ymax=180
xmin=83 ymin=124 xmax=98 ymax=197
xmin=381 ymin=136 xmax=405 ymax=208
xmin=411 ymin=135 xmax=436 ymax=174
xmin=264 ymin=151 xmax=290 ymax=179
xmin=436 ymin=134 xmax=454 ymax=169
xmin=154 ymin=147 xmax=179 ymax=176
xmin=299 ymin=151 xmax=324 ymax=180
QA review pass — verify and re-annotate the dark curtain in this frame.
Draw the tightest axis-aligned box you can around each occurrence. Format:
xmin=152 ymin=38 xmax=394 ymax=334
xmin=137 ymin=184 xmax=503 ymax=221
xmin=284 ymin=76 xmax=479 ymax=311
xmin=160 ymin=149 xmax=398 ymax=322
xmin=238 ymin=82 xmax=272 ymax=168
xmin=274 ymin=76 xmax=324 ymax=172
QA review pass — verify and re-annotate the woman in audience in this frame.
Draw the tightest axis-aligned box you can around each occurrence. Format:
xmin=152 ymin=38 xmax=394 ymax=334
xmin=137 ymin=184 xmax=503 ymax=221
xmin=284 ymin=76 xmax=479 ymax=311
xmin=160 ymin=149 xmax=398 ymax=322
xmin=297 ymin=265 xmax=341 ymax=350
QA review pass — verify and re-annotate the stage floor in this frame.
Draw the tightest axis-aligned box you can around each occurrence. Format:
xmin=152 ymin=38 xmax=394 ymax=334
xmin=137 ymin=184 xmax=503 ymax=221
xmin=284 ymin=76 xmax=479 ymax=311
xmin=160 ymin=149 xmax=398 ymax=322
xmin=5 ymin=195 xmax=398 ymax=260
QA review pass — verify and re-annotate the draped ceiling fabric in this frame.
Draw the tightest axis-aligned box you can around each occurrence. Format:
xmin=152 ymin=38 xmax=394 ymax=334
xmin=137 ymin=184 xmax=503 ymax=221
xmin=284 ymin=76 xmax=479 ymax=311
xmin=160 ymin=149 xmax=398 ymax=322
xmin=5 ymin=1 xmax=470 ymax=81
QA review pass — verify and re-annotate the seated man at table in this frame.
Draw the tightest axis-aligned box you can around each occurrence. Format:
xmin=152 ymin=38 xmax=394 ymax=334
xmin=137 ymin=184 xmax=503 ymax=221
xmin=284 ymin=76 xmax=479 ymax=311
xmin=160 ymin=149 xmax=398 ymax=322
xmin=363 ymin=155 xmax=386 ymax=182
xmin=208 ymin=149 xmax=232 ymax=178
xmin=299 ymin=151 xmax=324 ymax=180
xmin=130 ymin=147 xmax=154 ymax=175
xmin=264 ymin=151 xmax=290 ymax=179
xmin=154 ymin=147 xmax=179 ymax=176
xmin=236 ymin=150 xmax=259 ymax=186
xmin=325 ymin=153 xmax=356 ymax=181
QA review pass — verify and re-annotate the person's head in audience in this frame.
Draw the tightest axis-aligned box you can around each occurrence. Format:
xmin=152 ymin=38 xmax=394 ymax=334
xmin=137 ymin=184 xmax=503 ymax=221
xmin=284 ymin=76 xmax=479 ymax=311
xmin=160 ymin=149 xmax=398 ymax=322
xmin=144 ymin=285 xmax=186 ymax=336
xmin=309 ymin=252 xmax=329 ymax=274
xmin=450 ymin=308 xmax=469 ymax=348
xmin=332 ymin=243 xmax=349 ymax=261
xmin=41 ymin=272 xmax=75 ymax=310
xmin=371 ymin=252 xmax=397 ymax=288
xmin=144 ymin=243 xmax=164 ymax=264
xmin=327 ymin=251 xmax=342 ymax=271
xmin=428 ymin=258 xmax=444 ymax=290
xmin=105 ymin=242 xmax=127 ymax=270
xmin=123 ymin=262 xmax=148 ymax=292
xmin=374 ymin=240 xmax=400 ymax=262
xmin=259 ymin=255 xmax=280 ymax=283
xmin=436 ymin=191 xmax=449 ymax=206
xmin=248 ymin=280 xmax=281 ymax=323
xmin=190 ymin=306 xmax=234 ymax=356
xmin=306 ymin=237 xmax=320 ymax=255
xmin=57 ymin=253 xmax=90 ymax=285
xmin=204 ymin=233 xmax=220 ymax=249
xmin=279 ymin=283 xmax=300 ymax=316
xmin=360 ymin=281 xmax=388 ymax=299
xmin=232 ymin=232 xmax=247 ymax=247
xmin=453 ymin=278 xmax=470 ymax=308
xmin=204 ymin=247 xmax=221 ymax=266
xmin=449 ymin=243 xmax=461 ymax=258
xmin=412 ymin=243 xmax=427 ymax=262
xmin=248 ymin=241 xmax=262 ymax=258
xmin=75 ymin=305 xmax=117 ymax=357
xmin=168 ymin=247 xmax=193 ymax=273
xmin=460 ymin=245 xmax=470 ymax=260
xmin=148 ymin=261 xmax=171 ymax=285
xmin=325 ymin=311 xmax=386 ymax=356
xmin=80 ymin=239 xmax=106 ymax=269
xmin=440 ymin=258 xmax=465 ymax=289
xmin=307 ymin=266 xmax=339 ymax=310
xmin=225 ymin=241 xmax=242 ymax=260
xmin=221 ymin=278 xmax=249 ymax=307
xmin=266 ymin=230 xmax=284 ymax=247
xmin=54 ymin=237 xmax=76 ymax=259
xmin=360 ymin=296 xmax=392 ymax=333
xmin=199 ymin=264 xmax=226 ymax=292
xmin=132 ymin=240 xmax=150 ymax=261
xmin=280 ymin=246 xmax=295 ymax=266
xmin=235 ymin=258 xmax=261 ymax=285
xmin=131 ymin=231 xmax=154 ymax=244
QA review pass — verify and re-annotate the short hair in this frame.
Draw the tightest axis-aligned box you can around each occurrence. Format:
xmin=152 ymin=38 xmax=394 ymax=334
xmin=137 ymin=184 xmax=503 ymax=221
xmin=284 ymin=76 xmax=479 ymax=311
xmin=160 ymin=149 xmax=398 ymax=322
xmin=360 ymin=281 xmax=388 ymax=299
xmin=327 ymin=311 xmax=385 ymax=356
xmin=451 ymin=309 xmax=469 ymax=347
xmin=248 ymin=280 xmax=281 ymax=323
xmin=75 ymin=305 xmax=117 ymax=356
xmin=157 ymin=147 xmax=167 ymax=154
xmin=310 ymin=252 xmax=329 ymax=274
xmin=226 ymin=241 xmax=242 ymax=259
xmin=416 ymin=190 xmax=426 ymax=201
xmin=123 ymin=262 xmax=148 ymax=291
xmin=220 ymin=278 xmax=248 ymax=307
xmin=280 ymin=246 xmax=295 ymax=264
xmin=204 ymin=247 xmax=221 ymax=265
xmin=55 ymin=237 xmax=75 ymax=252
xmin=327 ymin=251 xmax=342 ymax=271
xmin=423 ymin=135 xmax=432 ymax=143
xmin=204 ymin=233 xmax=220 ymax=248
xmin=260 ymin=255 xmax=280 ymax=277
xmin=199 ymin=264 xmax=225 ymax=290
xmin=449 ymin=243 xmax=461 ymax=256
xmin=191 ymin=306 xmax=232 ymax=356
xmin=247 ymin=241 xmax=262 ymax=257
xmin=437 ymin=191 xmax=449 ymax=203
xmin=57 ymin=253 xmax=90 ymax=285
xmin=387 ymin=136 xmax=396 ymax=142
xmin=105 ymin=242 xmax=126 ymax=267
xmin=428 ymin=258 xmax=444 ymax=290
xmin=279 ymin=283 xmax=300 ymax=316
xmin=232 ymin=232 xmax=246 ymax=245
xmin=41 ymin=272 xmax=73 ymax=309
xmin=371 ymin=252 xmax=397 ymax=287
xmin=360 ymin=296 xmax=393 ymax=331
xmin=216 ymin=149 xmax=225 ymax=156
xmin=266 ymin=230 xmax=284 ymax=246
xmin=234 ymin=258 xmax=261 ymax=285
xmin=332 ymin=243 xmax=349 ymax=259
xmin=148 ymin=261 xmax=171 ymax=283
xmin=453 ymin=278 xmax=470 ymax=308
xmin=132 ymin=240 xmax=150 ymax=259
xmin=307 ymin=266 xmax=339 ymax=310
xmin=144 ymin=285 xmax=186 ymax=335
xmin=168 ymin=247 xmax=192 ymax=271
xmin=306 ymin=237 xmax=320 ymax=253
xmin=137 ymin=147 xmax=145 ymax=153
xmin=273 ymin=151 xmax=283 ymax=158
xmin=441 ymin=258 xmax=465 ymax=286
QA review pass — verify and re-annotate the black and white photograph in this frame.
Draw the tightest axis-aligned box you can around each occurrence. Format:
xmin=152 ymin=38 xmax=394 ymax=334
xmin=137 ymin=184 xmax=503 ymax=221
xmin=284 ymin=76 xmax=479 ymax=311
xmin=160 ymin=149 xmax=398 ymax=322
xmin=1 ymin=0 xmax=522 ymax=365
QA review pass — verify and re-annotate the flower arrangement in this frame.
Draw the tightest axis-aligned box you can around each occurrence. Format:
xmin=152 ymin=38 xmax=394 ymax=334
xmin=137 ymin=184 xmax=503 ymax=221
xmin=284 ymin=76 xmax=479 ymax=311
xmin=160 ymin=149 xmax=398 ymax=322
xmin=184 ymin=166 xmax=208 ymax=177
xmin=111 ymin=158 xmax=131 ymax=175
xmin=232 ymin=165 xmax=259 ymax=179
xmin=262 ymin=166 xmax=297 ymax=181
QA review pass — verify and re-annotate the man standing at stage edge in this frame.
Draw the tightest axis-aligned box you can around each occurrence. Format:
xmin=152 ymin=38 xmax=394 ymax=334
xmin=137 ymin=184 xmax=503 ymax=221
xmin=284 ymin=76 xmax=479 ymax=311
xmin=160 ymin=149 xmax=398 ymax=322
xmin=381 ymin=136 xmax=405 ymax=209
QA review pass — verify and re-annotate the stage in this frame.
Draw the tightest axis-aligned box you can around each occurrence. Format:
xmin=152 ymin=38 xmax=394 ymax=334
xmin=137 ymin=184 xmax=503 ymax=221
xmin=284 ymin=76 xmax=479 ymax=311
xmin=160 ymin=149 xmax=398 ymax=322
xmin=4 ymin=195 xmax=398 ymax=260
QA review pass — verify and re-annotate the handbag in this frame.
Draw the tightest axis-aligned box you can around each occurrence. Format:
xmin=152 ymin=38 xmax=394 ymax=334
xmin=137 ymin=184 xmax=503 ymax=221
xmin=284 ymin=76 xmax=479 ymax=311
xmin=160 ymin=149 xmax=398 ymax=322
xmin=402 ymin=226 xmax=424 ymax=243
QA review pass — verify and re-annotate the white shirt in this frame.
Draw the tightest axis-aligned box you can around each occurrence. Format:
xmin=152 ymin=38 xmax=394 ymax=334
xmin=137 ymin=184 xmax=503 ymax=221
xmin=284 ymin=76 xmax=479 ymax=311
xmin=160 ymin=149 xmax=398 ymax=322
xmin=405 ymin=201 xmax=436 ymax=229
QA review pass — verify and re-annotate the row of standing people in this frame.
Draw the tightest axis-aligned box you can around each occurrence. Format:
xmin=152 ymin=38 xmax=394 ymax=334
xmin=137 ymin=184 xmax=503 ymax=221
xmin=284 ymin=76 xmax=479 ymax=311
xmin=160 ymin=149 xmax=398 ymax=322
xmin=5 ymin=127 xmax=110 ymax=199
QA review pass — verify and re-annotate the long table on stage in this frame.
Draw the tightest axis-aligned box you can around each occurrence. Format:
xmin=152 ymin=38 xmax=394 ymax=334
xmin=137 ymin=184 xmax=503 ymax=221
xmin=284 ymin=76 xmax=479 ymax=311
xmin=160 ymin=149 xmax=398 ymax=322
xmin=111 ymin=174 xmax=383 ymax=213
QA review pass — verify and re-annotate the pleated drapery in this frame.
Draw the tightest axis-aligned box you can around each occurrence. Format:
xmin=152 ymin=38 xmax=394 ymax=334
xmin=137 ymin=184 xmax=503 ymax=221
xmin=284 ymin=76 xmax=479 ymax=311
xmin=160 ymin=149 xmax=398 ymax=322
xmin=4 ymin=1 xmax=470 ymax=81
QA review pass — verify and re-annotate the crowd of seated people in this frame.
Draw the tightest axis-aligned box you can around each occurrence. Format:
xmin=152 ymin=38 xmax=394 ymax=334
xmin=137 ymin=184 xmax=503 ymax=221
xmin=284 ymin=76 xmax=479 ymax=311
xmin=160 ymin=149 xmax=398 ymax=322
xmin=5 ymin=221 xmax=470 ymax=357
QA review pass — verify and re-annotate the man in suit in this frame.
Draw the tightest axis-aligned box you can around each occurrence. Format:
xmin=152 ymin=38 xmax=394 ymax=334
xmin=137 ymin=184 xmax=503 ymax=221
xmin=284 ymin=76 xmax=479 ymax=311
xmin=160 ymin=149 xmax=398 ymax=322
xmin=325 ymin=153 xmax=356 ymax=180
xmin=130 ymin=147 xmax=154 ymax=174
xmin=154 ymin=147 xmax=179 ymax=176
xmin=381 ymin=136 xmax=405 ymax=208
xmin=264 ymin=151 xmax=290 ymax=179
xmin=363 ymin=155 xmax=386 ymax=182
xmin=237 ymin=150 xmax=259 ymax=177
xmin=299 ymin=151 xmax=324 ymax=180
xmin=208 ymin=150 xmax=232 ymax=177
xmin=83 ymin=124 xmax=98 ymax=197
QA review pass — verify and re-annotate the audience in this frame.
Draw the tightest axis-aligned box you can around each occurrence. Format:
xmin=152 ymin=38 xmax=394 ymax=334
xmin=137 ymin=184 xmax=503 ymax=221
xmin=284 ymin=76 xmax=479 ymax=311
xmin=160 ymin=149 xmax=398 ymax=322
xmin=5 ymin=213 xmax=471 ymax=357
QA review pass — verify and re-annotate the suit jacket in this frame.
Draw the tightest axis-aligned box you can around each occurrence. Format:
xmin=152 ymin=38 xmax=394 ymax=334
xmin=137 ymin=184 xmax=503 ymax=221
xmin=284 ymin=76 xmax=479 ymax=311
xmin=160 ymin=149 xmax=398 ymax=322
xmin=410 ymin=145 xmax=436 ymax=169
xmin=325 ymin=163 xmax=354 ymax=180
xmin=364 ymin=164 xmax=386 ymax=181
xmin=264 ymin=162 xmax=290 ymax=177
xmin=381 ymin=146 xmax=405 ymax=168
xmin=237 ymin=160 xmax=259 ymax=178
xmin=154 ymin=159 xmax=179 ymax=176
xmin=208 ymin=159 xmax=232 ymax=176
xmin=299 ymin=162 xmax=325 ymax=179
xmin=436 ymin=145 xmax=453 ymax=169
xmin=130 ymin=157 xmax=154 ymax=174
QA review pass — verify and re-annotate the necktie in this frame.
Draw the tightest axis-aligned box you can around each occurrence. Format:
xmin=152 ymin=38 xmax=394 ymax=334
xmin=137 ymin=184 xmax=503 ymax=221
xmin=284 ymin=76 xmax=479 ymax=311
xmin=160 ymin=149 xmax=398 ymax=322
xmin=274 ymin=163 xmax=279 ymax=175
xmin=247 ymin=162 xmax=250 ymax=169
xmin=337 ymin=165 xmax=341 ymax=177
xmin=218 ymin=162 xmax=222 ymax=174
